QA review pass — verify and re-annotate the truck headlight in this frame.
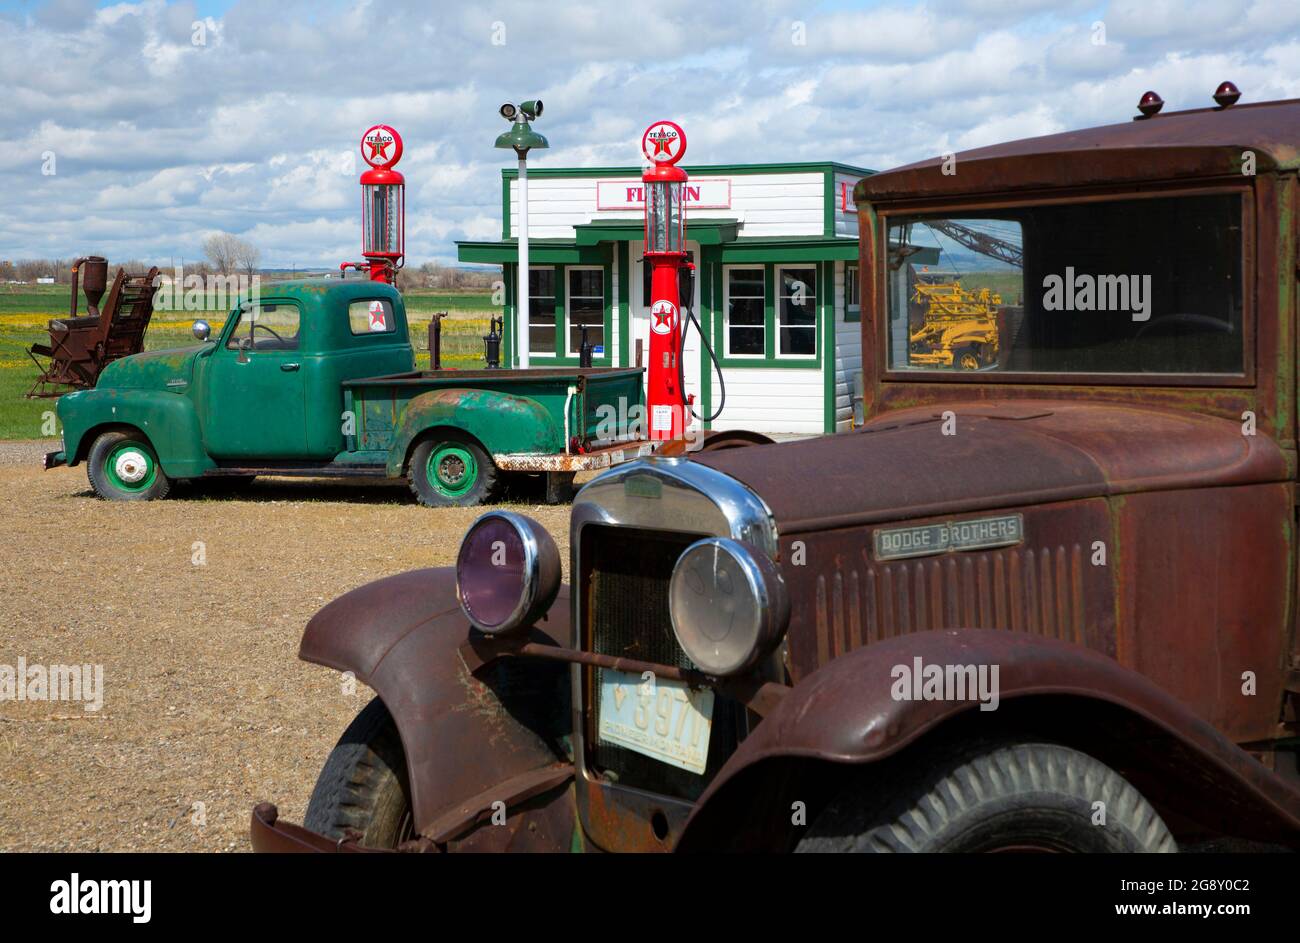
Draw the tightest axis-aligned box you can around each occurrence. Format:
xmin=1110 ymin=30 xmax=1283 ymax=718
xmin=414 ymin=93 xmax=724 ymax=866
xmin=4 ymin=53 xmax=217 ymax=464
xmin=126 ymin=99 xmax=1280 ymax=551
xmin=456 ymin=511 xmax=560 ymax=635
xmin=668 ymin=537 xmax=789 ymax=676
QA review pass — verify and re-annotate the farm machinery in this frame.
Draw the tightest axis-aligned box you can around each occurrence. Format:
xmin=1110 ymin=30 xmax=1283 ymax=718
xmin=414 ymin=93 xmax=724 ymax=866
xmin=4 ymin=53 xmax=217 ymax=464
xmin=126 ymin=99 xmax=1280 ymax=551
xmin=908 ymin=279 xmax=1002 ymax=370
xmin=26 ymin=255 xmax=160 ymax=397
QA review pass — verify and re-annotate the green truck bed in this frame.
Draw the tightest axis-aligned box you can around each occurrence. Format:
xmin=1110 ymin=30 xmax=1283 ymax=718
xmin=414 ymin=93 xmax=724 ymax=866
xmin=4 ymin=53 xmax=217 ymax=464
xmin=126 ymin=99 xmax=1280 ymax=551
xmin=344 ymin=366 xmax=649 ymax=474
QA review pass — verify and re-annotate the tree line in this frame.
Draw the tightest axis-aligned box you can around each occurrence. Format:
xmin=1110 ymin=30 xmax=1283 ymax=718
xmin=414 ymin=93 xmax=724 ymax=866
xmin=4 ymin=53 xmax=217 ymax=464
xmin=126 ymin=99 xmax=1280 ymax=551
xmin=2 ymin=231 xmax=500 ymax=289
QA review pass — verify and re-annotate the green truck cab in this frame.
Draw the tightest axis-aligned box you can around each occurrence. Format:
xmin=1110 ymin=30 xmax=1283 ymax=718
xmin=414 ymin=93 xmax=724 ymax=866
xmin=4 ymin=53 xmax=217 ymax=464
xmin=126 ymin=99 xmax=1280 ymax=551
xmin=44 ymin=279 xmax=649 ymax=506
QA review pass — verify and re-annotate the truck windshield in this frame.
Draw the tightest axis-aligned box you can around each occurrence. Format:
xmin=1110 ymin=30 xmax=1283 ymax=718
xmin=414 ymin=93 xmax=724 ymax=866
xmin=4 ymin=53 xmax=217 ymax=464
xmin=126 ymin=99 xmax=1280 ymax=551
xmin=884 ymin=193 xmax=1244 ymax=376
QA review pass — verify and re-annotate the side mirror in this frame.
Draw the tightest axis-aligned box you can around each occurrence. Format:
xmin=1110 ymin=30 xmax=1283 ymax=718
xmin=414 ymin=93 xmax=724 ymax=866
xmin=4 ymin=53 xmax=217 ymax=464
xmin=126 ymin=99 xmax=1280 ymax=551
xmin=192 ymin=320 xmax=211 ymax=342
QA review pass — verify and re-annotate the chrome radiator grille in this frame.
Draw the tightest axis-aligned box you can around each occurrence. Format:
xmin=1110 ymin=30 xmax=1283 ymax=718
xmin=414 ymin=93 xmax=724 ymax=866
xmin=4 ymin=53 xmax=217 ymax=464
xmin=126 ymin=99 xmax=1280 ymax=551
xmin=580 ymin=524 xmax=742 ymax=801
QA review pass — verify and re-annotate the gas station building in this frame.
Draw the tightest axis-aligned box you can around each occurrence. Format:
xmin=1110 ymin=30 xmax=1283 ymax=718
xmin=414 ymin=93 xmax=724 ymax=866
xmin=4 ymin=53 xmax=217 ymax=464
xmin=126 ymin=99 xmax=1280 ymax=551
xmin=457 ymin=161 xmax=901 ymax=436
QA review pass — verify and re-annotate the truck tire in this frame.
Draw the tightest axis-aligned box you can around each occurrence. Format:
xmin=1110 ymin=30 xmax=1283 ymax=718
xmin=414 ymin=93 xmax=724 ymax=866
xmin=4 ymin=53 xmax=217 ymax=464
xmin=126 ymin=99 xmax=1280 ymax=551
xmin=954 ymin=345 xmax=983 ymax=371
xmin=304 ymin=697 xmax=414 ymax=848
xmin=796 ymin=739 xmax=1176 ymax=853
xmin=408 ymin=433 xmax=500 ymax=507
xmin=86 ymin=430 xmax=171 ymax=501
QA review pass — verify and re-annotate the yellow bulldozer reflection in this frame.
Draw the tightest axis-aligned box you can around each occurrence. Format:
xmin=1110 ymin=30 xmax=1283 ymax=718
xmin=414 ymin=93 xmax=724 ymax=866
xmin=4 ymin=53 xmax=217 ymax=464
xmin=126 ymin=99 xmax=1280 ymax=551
xmin=909 ymin=281 xmax=1001 ymax=370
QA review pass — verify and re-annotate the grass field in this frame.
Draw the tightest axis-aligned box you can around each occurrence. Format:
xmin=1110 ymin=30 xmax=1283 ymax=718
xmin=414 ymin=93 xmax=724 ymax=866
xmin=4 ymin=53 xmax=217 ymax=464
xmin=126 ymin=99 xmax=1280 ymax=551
xmin=0 ymin=284 xmax=497 ymax=441
xmin=947 ymin=270 xmax=1026 ymax=302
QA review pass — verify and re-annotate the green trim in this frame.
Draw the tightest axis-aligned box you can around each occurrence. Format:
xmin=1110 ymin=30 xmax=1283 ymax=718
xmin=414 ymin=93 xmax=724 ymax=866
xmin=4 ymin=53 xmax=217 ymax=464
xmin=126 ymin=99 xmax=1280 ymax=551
xmin=617 ymin=245 xmax=629 ymax=369
xmin=720 ymin=237 xmax=859 ymax=263
xmin=575 ymin=218 xmax=740 ymax=247
xmin=823 ymin=260 xmax=836 ymax=433
xmin=502 ymin=179 xmax=511 ymax=241
xmin=844 ymin=261 xmax=861 ymax=323
xmin=458 ymin=240 xmax=607 ymax=265
xmin=501 ymin=161 xmax=875 ymax=181
xmin=698 ymin=250 xmax=715 ymax=429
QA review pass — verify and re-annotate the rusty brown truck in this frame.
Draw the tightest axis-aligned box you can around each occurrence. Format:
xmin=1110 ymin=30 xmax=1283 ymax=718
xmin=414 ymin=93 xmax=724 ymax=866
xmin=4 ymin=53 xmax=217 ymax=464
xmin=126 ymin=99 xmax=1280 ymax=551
xmin=251 ymin=90 xmax=1300 ymax=852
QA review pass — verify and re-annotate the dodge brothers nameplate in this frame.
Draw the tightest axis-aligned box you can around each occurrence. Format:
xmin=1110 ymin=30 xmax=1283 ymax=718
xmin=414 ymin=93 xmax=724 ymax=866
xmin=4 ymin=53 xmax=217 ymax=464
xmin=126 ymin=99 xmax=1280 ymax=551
xmin=874 ymin=513 xmax=1024 ymax=562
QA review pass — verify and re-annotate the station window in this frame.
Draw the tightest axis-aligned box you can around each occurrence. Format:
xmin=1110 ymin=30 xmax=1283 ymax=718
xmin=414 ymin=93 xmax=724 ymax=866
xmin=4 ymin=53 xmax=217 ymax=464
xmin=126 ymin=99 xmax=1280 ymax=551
xmin=724 ymin=266 xmax=765 ymax=357
xmin=845 ymin=263 xmax=860 ymax=322
xmin=566 ymin=266 xmax=604 ymax=356
xmin=528 ymin=267 xmax=556 ymax=356
xmin=777 ymin=265 xmax=817 ymax=357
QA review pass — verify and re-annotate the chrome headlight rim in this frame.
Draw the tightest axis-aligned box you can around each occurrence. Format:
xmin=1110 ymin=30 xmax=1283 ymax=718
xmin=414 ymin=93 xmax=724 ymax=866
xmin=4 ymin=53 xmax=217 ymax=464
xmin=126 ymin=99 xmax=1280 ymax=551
xmin=668 ymin=536 xmax=789 ymax=676
xmin=456 ymin=510 xmax=561 ymax=635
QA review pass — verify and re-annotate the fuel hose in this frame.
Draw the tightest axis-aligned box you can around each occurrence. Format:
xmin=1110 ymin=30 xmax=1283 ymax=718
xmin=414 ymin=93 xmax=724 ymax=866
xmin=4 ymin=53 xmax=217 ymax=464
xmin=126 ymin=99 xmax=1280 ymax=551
xmin=677 ymin=296 xmax=725 ymax=422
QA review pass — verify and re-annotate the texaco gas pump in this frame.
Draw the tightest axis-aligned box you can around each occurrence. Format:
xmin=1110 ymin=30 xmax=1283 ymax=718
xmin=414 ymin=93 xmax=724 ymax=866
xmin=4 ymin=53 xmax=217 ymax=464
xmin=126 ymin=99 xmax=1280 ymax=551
xmin=642 ymin=120 xmax=693 ymax=441
xmin=342 ymin=124 xmax=405 ymax=284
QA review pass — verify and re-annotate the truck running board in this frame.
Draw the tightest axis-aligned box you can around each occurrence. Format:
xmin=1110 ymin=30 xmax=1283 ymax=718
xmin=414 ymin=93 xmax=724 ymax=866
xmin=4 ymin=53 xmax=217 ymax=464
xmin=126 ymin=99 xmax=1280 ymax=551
xmin=204 ymin=463 xmax=389 ymax=478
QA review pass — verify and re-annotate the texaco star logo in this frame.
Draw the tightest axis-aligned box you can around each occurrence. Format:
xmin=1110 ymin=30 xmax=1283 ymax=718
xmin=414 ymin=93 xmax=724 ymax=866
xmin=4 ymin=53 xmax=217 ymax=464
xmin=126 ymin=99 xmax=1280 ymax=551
xmin=650 ymin=300 xmax=678 ymax=335
xmin=360 ymin=124 xmax=403 ymax=169
xmin=641 ymin=120 xmax=686 ymax=165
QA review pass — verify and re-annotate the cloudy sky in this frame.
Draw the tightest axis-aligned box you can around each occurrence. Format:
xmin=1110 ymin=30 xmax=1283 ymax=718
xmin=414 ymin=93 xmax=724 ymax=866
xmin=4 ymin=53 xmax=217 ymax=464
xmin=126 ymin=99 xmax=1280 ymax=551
xmin=2 ymin=0 xmax=1299 ymax=270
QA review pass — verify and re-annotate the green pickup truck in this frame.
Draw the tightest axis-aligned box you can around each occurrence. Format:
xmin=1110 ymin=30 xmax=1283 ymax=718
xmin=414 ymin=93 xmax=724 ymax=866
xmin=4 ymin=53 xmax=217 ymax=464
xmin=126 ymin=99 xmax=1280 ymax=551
xmin=44 ymin=279 xmax=650 ymax=506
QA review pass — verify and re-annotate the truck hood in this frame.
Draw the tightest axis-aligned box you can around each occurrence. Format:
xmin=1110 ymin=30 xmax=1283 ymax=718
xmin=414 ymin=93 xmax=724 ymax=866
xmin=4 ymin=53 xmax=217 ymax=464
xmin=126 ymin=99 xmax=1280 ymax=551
xmin=95 ymin=344 xmax=209 ymax=392
xmin=694 ymin=401 xmax=1289 ymax=535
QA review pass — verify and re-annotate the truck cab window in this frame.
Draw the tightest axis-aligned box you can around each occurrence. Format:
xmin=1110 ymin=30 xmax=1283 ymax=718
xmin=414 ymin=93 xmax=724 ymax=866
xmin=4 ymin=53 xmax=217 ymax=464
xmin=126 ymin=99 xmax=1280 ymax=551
xmin=225 ymin=303 xmax=301 ymax=351
xmin=886 ymin=193 xmax=1243 ymax=376
xmin=349 ymin=299 xmax=395 ymax=334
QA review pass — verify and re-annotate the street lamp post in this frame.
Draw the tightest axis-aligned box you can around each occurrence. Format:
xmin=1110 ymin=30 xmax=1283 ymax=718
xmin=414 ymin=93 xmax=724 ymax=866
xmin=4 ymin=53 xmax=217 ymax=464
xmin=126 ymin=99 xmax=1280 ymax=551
xmin=495 ymin=100 xmax=547 ymax=369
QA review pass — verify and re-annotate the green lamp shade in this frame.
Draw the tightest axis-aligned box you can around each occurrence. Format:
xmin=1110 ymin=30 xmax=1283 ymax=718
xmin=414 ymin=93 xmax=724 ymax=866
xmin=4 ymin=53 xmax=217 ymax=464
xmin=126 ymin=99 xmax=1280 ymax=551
xmin=495 ymin=123 xmax=549 ymax=153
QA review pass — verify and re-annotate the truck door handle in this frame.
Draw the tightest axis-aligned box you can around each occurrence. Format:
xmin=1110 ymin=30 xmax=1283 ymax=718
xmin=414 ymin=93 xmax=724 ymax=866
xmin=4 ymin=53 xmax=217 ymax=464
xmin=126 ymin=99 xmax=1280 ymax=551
xmin=280 ymin=362 xmax=300 ymax=372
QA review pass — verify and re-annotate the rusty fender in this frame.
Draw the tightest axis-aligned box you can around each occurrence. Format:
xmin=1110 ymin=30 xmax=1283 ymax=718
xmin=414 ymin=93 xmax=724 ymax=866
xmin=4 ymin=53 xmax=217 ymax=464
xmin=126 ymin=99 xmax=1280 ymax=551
xmin=677 ymin=629 xmax=1300 ymax=852
xmin=300 ymin=566 xmax=575 ymax=843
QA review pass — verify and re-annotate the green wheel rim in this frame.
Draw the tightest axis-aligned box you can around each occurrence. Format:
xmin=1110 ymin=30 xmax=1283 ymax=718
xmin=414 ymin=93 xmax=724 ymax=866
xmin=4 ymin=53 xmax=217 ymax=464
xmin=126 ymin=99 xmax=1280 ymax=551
xmin=427 ymin=444 xmax=478 ymax=497
xmin=105 ymin=442 xmax=157 ymax=492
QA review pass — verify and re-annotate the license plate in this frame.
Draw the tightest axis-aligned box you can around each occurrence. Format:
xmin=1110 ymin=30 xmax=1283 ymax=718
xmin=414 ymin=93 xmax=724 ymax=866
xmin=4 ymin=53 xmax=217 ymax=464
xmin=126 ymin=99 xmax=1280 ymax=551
xmin=597 ymin=670 xmax=714 ymax=774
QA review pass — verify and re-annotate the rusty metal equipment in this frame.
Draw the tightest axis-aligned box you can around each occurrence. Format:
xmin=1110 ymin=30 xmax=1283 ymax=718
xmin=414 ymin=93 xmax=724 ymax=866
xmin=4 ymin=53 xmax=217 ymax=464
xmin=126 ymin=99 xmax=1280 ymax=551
xmin=427 ymin=312 xmax=446 ymax=370
xmin=908 ymin=279 xmax=1002 ymax=370
xmin=26 ymin=257 xmax=160 ymax=397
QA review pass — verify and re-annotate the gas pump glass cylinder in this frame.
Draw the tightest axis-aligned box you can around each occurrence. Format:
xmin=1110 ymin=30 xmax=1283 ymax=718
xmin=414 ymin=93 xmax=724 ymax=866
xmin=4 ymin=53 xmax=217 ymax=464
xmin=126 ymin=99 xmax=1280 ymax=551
xmin=363 ymin=183 xmax=403 ymax=256
xmin=646 ymin=182 xmax=684 ymax=253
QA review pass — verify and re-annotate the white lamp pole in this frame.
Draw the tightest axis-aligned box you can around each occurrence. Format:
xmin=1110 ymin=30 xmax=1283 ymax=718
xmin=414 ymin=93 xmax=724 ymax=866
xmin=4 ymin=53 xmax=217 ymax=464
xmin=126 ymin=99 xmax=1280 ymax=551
xmin=495 ymin=100 xmax=547 ymax=371
xmin=517 ymin=156 xmax=530 ymax=369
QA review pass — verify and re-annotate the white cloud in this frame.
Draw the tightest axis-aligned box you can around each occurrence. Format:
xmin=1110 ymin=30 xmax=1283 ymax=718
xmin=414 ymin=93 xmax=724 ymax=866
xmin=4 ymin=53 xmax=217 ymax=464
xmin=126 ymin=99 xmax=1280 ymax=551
xmin=0 ymin=0 xmax=1297 ymax=267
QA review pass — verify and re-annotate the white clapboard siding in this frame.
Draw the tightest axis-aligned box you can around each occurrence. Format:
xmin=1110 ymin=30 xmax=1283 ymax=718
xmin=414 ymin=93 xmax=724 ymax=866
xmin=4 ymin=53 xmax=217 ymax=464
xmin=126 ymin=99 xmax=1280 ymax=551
xmin=710 ymin=367 xmax=825 ymax=435
xmin=508 ymin=173 xmax=826 ymax=239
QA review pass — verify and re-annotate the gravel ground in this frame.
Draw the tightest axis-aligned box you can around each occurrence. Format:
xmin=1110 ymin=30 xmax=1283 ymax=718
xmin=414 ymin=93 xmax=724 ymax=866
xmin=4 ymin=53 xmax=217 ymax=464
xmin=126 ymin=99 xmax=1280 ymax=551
xmin=0 ymin=439 xmax=572 ymax=851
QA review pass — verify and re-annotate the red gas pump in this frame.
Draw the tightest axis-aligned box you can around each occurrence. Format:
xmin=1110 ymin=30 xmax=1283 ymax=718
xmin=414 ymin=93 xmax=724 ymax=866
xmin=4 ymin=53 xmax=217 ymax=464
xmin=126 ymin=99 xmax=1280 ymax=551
xmin=642 ymin=121 xmax=691 ymax=441
xmin=641 ymin=120 xmax=725 ymax=443
xmin=341 ymin=124 xmax=405 ymax=283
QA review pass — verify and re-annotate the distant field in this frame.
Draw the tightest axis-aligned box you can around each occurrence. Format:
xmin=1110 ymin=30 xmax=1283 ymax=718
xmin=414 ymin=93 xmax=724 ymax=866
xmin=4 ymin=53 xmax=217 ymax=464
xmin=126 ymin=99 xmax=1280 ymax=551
xmin=949 ymin=270 xmax=1026 ymax=303
xmin=0 ymin=283 xmax=497 ymax=441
